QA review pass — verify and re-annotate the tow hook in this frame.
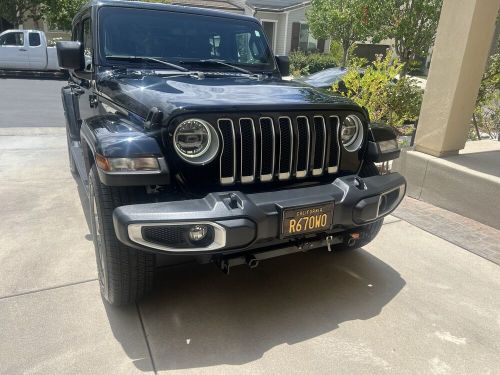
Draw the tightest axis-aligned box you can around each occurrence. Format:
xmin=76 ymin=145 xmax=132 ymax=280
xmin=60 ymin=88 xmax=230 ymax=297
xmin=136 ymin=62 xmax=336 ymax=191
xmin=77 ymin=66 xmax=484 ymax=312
xmin=246 ymin=255 xmax=259 ymax=269
xmin=347 ymin=232 xmax=361 ymax=247
xmin=326 ymin=235 xmax=334 ymax=252
xmin=214 ymin=257 xmax=231 ymax=275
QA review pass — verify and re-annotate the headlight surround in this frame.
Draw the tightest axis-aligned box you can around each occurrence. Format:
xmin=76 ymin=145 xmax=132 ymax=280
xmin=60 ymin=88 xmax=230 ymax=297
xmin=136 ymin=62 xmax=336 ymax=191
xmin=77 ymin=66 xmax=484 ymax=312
xmin=341 ymin=115 xmax=364 ymax=151
xmin=173 ymin=119 xmax=219 ymax=164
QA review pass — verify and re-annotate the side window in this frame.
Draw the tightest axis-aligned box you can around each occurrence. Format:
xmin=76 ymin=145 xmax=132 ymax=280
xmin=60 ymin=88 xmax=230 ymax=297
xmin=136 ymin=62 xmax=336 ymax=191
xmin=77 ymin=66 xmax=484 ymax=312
xmin=81 ymin=18 xmax=93 ymax=71
xmin=0 ymin=32 xmax=24 ymax=46
xmin=29 ymin=32 xmax=41 ymax=47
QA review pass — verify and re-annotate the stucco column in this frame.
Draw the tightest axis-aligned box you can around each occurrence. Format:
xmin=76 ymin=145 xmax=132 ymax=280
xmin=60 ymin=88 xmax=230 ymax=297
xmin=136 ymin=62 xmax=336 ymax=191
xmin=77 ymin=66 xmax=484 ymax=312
xmin=414 ymin=0 xmax=500 ymax=157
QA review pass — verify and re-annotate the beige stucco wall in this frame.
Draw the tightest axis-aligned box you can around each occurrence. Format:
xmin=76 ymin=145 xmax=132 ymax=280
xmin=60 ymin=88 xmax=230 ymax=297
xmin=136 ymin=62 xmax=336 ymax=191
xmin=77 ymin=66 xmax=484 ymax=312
xmin=414 ymin=0 xmax=500 ymax=156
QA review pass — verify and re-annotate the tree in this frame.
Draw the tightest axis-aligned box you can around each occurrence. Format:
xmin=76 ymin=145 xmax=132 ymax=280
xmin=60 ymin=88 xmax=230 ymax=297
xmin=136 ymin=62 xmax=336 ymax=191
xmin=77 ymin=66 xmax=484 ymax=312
xmin=41 ymin=0 xmax=86 ymax=31
xmin=0 ymin=0 xmax=44 ymax=27
xmin=376 ymin=0 xmax=443 ymax=76
xmin=41 ymin=0 xmax=170 ymax=31
xmin=307 ymin=0 xmax=378 ymax=67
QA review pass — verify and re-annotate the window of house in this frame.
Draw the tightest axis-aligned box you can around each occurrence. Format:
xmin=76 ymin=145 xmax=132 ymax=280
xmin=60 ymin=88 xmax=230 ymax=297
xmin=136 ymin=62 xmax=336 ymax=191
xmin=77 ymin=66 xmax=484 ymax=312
xmin=298 ymin=24 xmax=317 ymax=52
xmin=29 ymin=32 xmax=41 ymax=47
xmin=0 ymin=32 xmax=24 ymax=46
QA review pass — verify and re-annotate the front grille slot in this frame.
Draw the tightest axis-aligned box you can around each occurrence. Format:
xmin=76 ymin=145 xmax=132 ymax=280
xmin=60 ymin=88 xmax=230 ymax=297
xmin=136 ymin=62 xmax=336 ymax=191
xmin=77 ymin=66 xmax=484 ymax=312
xmin=312 ymin=116 xmax=327 ymax=175
xmin=295 ymin=116 xmax=310 ymax=178
xmin=326 ymin=116 xmax=341 ymax=173
xmin=218 ymin=119 xmax=236 ymax=184
xmin=218 ymin=114 xmax=340 ymax=185
xmin=239 ymin=118 xmax=256 ymax=183
xmin=278 ymin=117 xmax=293 ymax=180
xmin=259 ymin=117 xmax=275 ymax=181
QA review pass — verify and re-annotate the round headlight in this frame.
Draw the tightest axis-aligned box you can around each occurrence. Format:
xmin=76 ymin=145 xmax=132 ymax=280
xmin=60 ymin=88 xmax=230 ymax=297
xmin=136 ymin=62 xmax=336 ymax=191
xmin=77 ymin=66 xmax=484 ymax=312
xmin=341 ymin=115 xmax=364 ymax=151
xmin=173 ymin=119 xmax=219 ymax=164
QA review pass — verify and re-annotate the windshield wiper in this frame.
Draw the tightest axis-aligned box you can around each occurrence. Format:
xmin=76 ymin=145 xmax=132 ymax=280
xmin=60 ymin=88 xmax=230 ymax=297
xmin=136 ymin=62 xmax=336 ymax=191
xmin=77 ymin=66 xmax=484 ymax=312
xmin=190 ymin=59 xmax=256 ymax=75
xmin=106 ymin=55 xmax=189 ymax=72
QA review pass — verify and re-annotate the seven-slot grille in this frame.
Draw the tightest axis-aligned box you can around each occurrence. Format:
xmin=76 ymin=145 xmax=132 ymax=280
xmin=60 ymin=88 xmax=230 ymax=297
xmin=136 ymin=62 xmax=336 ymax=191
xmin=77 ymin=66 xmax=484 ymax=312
xmin=218 ymin=115 xmax=340 ymax=185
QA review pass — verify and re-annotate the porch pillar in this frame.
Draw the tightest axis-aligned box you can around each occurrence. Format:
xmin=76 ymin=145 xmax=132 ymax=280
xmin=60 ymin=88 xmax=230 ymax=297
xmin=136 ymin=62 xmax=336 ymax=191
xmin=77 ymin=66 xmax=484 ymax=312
xmin=414 ymin=0 xmax=500 ymax=157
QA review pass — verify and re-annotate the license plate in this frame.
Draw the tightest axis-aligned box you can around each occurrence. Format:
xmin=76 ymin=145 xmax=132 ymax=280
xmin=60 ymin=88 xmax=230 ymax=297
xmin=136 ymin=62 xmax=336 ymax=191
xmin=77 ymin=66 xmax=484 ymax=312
xmin=281 ymin=202 xmax=334 ymax=237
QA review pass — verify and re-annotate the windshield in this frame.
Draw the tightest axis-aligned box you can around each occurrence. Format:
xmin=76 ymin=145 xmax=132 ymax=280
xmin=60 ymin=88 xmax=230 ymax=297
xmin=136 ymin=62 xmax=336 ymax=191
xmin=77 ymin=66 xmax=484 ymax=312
xmin=98 ymin=7 xmax=276 ymax=73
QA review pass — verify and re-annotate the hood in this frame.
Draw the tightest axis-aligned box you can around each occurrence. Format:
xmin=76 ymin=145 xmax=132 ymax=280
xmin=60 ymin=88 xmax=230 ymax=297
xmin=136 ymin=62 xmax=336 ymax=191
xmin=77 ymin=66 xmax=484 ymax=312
xmin=97 ymin=69 xmax=360 ymax=120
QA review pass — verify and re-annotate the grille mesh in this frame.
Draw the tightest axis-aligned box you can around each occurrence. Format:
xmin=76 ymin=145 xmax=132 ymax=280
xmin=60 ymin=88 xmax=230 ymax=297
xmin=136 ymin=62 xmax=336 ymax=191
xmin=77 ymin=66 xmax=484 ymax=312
xmin=142 ymin=226 xmax=185 ymax=246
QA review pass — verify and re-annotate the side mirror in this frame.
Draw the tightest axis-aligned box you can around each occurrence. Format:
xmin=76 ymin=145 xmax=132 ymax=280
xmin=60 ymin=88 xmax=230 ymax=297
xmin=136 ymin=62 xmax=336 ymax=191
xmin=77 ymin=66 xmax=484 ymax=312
xmin=275 ymin=55 xmax=290 ymax=77
xmin=56 ymin=41 xmax=84 ymax=70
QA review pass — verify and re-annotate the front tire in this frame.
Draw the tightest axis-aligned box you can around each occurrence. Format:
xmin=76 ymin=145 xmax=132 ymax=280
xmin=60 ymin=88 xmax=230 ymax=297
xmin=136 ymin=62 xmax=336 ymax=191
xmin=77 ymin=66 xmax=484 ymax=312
xmin=334 ymin=162 xmax=384 ymax=251
xmin=89 ymin=165 xmax=155 ymax=306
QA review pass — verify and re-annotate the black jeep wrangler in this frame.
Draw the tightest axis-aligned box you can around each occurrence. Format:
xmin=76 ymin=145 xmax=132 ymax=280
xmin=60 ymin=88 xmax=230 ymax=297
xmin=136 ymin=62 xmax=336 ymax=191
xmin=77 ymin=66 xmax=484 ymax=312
xmin=57 ymin=0 xmax=406 ymax=306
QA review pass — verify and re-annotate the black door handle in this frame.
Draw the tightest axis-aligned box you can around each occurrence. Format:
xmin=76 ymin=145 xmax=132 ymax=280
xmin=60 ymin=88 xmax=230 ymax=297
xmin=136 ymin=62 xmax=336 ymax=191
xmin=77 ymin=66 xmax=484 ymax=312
xmin=19 ymin=48 xmax=27 ymax=52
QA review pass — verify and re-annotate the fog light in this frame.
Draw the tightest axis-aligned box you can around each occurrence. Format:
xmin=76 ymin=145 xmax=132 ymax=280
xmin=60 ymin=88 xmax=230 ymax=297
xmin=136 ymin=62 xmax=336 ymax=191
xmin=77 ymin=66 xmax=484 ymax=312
xmin=188 ymin=225 xmax=209 ymax=241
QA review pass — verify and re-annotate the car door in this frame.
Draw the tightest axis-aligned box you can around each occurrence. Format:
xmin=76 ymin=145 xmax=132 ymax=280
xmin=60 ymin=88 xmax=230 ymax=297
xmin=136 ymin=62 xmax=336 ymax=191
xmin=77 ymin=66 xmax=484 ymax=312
xmin=70 ymin=15 xmax=98 ymax=124
xmin=0 ymin=31 xmax=29 ymax=69
xmin=27 ymin=31 xmax=46 ymax=70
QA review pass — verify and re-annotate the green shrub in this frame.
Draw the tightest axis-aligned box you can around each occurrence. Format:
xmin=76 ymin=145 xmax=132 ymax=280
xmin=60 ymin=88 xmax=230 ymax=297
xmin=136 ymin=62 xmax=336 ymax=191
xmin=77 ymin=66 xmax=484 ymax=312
xmin=329 ymin=41 xmax=344 ymax=66
xmin=335 ymin=53 xmax=423 ymax=133
xmin=289 ymin=51 xmax=339 ymax=77
xmin=473 ymin=49 xmax=500 ymax=139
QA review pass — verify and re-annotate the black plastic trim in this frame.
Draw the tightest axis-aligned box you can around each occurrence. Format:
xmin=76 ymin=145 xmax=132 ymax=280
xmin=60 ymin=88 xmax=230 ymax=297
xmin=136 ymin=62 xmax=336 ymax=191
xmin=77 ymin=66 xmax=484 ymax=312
xmin=113 ymin=173 xmax=406 ymax=254
xmin=366 ymin=123 xmax=401 ymax=162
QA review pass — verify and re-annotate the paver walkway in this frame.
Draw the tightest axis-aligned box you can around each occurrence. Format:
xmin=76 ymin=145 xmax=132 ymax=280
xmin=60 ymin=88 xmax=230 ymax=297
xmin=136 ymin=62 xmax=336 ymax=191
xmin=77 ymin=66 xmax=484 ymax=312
xmin=394 ymin=197 xmax=500 ymax=265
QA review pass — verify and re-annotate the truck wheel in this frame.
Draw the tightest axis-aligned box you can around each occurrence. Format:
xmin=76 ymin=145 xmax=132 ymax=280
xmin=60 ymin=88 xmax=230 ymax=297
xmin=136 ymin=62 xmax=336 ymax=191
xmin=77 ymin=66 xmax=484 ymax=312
xmin=88 ymin=165 xmax=155 ymax=306
xmin=334 ymin=162 xmax=384 ymax=251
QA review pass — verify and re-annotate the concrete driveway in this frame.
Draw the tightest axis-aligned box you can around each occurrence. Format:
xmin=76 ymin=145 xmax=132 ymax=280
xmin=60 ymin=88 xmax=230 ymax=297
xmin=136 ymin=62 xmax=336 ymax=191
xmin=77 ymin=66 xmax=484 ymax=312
xmin=1 ymin=78 xmax=499 ymax=374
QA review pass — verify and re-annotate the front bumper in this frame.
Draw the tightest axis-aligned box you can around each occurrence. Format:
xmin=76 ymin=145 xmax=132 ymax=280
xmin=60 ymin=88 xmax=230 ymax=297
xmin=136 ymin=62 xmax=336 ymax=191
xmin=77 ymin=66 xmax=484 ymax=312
xmin=113 ymin=173 xmax=406 ymax=254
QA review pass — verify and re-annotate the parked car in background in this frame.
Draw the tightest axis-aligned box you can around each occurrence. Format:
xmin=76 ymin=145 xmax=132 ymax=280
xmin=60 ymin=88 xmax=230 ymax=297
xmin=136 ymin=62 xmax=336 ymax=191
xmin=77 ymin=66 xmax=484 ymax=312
xmin=295 ymin=67 xmax=350 ymax=89
xmin=0 ymin=30 xmax=60 ymax=71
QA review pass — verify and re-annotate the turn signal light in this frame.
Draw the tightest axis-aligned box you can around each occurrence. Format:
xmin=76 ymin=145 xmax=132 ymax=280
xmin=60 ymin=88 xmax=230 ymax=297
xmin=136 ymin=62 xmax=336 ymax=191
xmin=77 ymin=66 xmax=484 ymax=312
xmin=96 ymin=154 xmax=160 ymax=173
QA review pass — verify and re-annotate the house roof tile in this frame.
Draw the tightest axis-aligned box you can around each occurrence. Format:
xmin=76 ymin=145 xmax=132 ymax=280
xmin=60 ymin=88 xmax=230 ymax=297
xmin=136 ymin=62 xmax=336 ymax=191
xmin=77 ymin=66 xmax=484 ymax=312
xmin=172 ymin=0 xmax=243 ymax=11
xmin=246 ymin=0 xmax=310 ymax=11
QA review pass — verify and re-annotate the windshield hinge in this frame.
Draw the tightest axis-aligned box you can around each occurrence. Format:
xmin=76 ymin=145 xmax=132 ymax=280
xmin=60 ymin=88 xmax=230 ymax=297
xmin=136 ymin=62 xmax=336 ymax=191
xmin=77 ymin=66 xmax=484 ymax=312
xmin=144 ymin=107 xmax=163 ymax=130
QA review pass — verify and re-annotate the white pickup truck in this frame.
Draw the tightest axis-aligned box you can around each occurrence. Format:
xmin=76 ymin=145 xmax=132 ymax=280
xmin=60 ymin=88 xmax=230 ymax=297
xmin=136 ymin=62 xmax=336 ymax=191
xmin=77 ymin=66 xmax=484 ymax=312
xmin=0 ymin=29 xmax=60 ymax=71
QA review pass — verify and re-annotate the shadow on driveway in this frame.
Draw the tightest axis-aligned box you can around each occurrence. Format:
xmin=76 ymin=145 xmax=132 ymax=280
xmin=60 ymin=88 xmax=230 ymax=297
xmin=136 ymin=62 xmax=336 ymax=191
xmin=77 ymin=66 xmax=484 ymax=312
xmin=74 ymin=166 xmax=405 ymax=371
xmin=72 ymin=160 xmax=405 ymax=371
xmin=106 ymin=245 xmax=405 ymax=372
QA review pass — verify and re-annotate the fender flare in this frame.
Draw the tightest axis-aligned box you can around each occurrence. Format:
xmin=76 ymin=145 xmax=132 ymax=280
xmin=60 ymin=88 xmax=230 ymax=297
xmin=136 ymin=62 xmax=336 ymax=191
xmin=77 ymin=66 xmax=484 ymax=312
xmin=366 ymin=123 xmax=401 ymax=162
xmin=80 ymin=114 xmax=169 ymax=186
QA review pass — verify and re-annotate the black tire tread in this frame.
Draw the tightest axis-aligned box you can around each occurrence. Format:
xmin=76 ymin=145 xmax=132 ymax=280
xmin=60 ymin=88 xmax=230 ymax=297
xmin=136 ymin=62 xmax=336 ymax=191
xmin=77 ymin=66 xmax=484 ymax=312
xmin=90 ymin=166 xmax=155 ymax=305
